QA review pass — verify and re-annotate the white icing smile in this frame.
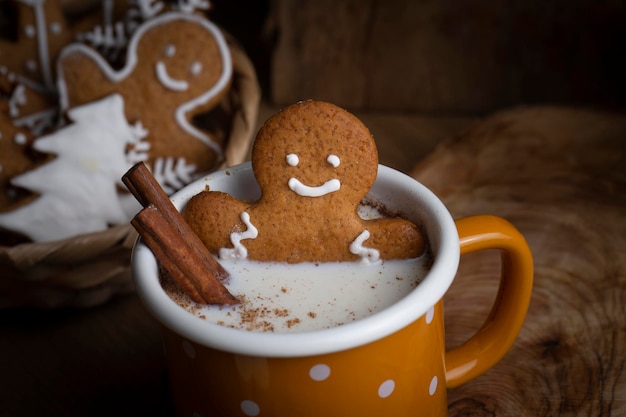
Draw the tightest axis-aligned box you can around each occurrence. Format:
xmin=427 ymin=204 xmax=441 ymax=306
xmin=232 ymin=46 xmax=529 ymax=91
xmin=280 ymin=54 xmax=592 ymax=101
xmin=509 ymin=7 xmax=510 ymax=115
xmin=155 ymin=61 xmax=189 ymax=91
xmin=288 ymin=177 xmax=340 ymax=197
xmin=286 ymin=153 xmax=342 ymax=197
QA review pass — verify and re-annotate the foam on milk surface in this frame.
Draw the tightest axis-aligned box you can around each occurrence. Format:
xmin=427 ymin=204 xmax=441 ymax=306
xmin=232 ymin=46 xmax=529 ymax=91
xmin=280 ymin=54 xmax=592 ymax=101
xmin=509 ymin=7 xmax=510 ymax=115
xmin=166 ymin=257 xmax=428 ymax=333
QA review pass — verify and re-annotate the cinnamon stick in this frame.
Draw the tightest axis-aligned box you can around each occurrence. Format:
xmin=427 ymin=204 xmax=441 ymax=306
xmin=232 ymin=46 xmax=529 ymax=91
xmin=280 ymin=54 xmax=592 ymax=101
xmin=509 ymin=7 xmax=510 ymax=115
xmin=124 ymin=162 xmax=238 ymax=305
xmin=132 ymin=206 xmax=238 ymax=304
xmin=123 ymin=162 xmax=230 ymax=280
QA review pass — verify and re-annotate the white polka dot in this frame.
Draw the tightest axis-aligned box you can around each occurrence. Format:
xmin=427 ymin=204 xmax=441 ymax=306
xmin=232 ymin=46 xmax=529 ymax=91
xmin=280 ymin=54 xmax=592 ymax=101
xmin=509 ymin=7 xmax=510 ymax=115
xmin=182 ymin=340 xmax=196 ymax=359
xmin=378 ymin=379 xmax=395 ymax=398
xmin=309 ymin=364 xmax=331 ymax=381
xmin=429 ymin=375 xmax=438 ymax=396
xmin=241 ymin=400 xmax=260 ymax=416
xmin=425 ymin=306 xmax=435 ymax=324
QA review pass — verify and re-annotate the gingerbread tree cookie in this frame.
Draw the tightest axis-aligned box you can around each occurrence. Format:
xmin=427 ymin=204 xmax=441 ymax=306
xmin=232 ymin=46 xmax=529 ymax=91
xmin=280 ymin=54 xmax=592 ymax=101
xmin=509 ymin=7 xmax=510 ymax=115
xmin=183 ymin=100 xmax=425 ymax=264
xmin=0 ymin=93 xmax=148 ymax=242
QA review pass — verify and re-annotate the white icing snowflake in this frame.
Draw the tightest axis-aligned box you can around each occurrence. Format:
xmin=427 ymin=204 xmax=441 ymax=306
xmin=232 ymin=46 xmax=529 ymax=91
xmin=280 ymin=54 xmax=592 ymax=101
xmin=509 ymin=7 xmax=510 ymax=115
xmin=12 ymin=108 xmax=58 ymax=136
xmin=150 ymin=156 xmax=197 ymax=195
xmin=134 ymin=0 xmax=165 ymax=19
xmin=76 ymin=22 xmax=128 ymax=62
xmin=174 ymin=0 xmax=211 ymax=13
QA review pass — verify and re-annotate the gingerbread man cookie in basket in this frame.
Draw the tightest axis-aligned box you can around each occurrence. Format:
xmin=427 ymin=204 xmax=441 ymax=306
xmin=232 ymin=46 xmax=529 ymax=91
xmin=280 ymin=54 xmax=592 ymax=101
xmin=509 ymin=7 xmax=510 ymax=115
xmin=183 ymin=100 xmax=425 ymax=264
xmin=57 ymin=11 xmax=232 ymax=182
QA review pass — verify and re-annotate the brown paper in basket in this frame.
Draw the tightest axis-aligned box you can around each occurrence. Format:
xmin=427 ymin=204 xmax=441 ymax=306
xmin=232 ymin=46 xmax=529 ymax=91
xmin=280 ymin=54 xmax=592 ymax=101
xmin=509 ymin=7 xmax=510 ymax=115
xmin=0 ymin=36 xmax=260 ymax=309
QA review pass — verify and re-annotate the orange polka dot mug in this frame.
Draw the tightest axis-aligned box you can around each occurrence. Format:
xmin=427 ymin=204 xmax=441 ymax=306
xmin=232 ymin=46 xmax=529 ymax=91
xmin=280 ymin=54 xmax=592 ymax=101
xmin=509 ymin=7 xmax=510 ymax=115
xmin=132 ymin=162 xmax=533 ymax=417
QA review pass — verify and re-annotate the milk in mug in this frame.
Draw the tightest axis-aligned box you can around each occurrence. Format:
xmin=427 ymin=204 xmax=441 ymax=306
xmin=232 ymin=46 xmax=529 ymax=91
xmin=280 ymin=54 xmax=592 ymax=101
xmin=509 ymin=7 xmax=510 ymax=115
xmin=163 ymin=255 xmax=430 ymax=333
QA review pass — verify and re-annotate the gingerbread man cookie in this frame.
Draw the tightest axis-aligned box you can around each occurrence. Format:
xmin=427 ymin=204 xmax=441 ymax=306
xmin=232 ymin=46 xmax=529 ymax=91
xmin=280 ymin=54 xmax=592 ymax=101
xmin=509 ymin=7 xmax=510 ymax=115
xmin=183 ymin=100 xmax=425 ymax=264
xmin=0 ymin=0 xmax=73 ymax=93
xmin=56 ymin=11 xmax=232 ymax=178
xmin=0 ymin=96 xmax=38 ymax=213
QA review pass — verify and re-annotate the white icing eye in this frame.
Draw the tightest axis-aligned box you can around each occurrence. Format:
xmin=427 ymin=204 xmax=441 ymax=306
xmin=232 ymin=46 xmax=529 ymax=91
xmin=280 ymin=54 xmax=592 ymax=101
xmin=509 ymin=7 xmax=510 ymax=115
xmin=190 ymin=61 xmax=202 ymax=75
xmin=327 ymin=154 xmax=340 ymax=168
xmin=286 ymin=154 xmax=299 ymax=166
xmin=164 ymin=44 xmax=176 ymax=57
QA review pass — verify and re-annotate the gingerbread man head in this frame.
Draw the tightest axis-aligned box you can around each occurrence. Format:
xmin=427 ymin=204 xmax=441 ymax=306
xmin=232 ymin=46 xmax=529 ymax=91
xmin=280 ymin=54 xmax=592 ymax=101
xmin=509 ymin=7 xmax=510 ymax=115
xmin=251 ymin=100 xmax=378 ymax=209
xmin=183 ymin=101 xmax=424 ymax=263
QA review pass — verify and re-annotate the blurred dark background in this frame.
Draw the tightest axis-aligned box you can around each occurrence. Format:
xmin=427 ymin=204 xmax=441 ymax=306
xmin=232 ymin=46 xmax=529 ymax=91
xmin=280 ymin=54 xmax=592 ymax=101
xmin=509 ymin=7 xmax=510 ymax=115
xmin=212 ymin=0 xmax=626 ymax=115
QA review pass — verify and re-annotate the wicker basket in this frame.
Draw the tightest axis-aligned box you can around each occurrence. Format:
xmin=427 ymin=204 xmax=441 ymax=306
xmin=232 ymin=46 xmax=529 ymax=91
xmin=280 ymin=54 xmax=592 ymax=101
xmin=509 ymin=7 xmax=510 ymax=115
xmin=0 ymin=36 xmax=260 ymax=309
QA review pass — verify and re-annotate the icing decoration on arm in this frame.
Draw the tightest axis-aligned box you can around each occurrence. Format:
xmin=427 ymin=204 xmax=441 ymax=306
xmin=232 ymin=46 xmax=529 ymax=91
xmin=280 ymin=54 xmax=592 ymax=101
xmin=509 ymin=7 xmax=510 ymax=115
xmin=349 ymin=230 xmax=381 ymax=265
xmin=288 ymin=177 xmax=340 ymax=197
xmin=219 ymin=212 xmax=258 ymax=260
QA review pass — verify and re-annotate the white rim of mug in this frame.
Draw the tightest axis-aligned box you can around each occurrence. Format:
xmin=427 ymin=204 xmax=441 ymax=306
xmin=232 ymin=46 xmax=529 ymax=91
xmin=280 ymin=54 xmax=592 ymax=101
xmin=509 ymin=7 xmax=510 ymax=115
xmin=131 ymin=162 xmax=460 ymax=357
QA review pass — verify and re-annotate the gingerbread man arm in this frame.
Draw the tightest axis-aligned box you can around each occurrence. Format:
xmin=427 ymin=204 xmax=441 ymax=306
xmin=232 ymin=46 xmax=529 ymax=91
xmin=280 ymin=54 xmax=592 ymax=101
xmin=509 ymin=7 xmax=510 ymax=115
xmin=182 ymin=190 xmax=250 ymax=255
xmin=56 ymin=44 xmax=118 ymax=111
xmin=363 ymin=218 xmax=425 ymax=260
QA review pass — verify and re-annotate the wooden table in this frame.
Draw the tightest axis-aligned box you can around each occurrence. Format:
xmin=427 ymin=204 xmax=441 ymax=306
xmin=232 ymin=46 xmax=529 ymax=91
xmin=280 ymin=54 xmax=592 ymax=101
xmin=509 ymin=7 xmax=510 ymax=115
xmin=3 ymin=102 xmax=625 ymax=416
xmin=0 ymin=102 xmax=474 ymax=416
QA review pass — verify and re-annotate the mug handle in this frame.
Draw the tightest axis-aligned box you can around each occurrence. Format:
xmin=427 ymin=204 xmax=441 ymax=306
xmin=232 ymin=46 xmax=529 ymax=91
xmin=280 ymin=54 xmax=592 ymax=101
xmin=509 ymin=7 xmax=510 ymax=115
xmin=445 ymin=215 xmax=533 ymax=388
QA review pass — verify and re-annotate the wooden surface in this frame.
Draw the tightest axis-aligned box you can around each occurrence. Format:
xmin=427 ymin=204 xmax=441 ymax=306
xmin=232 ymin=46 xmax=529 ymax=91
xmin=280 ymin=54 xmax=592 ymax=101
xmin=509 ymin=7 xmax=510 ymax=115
xmin=0 ymin=102 xmax=475 ymax=416
xmin=411 ymin=106 xmax=626 ymax=415
xmin=271 ymin=0 xmax=626 ymax=113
